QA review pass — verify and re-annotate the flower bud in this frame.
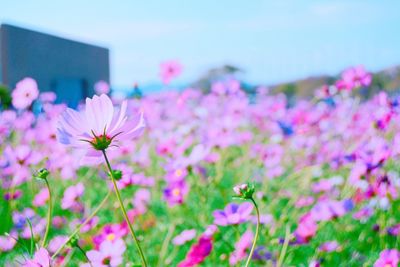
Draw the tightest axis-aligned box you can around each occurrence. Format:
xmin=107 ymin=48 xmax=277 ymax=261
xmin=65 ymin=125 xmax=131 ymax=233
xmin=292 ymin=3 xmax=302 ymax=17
xmin=36 ymin=168 xmax=50 ymax=180
xmin=67 ymin=235 xmax=79 ymax=248
xmin=233 ymin=182 xmax=255 ymax=199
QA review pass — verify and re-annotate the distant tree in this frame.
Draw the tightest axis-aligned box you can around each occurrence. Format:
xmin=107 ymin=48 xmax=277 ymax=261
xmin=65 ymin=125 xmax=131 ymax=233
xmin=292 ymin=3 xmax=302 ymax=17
xmin=191 ymin=64 xmax=244 ymax=92
xmin=0 ymin=84 xmax=12 ymax=109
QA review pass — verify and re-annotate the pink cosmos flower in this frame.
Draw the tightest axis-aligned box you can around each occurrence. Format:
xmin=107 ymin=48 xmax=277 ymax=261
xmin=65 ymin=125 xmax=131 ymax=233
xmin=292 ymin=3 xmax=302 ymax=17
xmin=163 ymin=179 xmax=189 ymax=206
xmin=23 ymin=247 xmax=51 ymax=267
xmin=85 ymin=239 xmax=126 ymax=267
xmin=61 ymin=183 xmax=84 ymax=211
xmin=213 ymin=202 xmax=253 ymax=226
xmin=56 ymin=94 xmax=145 ymax=164
xmin=336 ymin=65 xmax=372 ymax=91
xmin=173 ymin=229 xmax=197 ymax=246
xmin=12 ymin=77 xmax=40 ymax=109
xmin=295 ymin=213 xmax=317 ymax=243
xmin=95 ymin=80 xmax=110 ymax=95
xmin=159 ymin=60 xmax=182 ymax=85
xmin=33 ymin=188 xmax=50 ymax=207
xmin=178 ymin=236 xmax=213 ymax=267
xmin=0 ymin=233 xmax=17 ymax=252
xmin=374 ymin=249 xmax=400 ymax=267
xmin=93 ymin=224 xmax=128 ymax=247
xmin=229 ymin=230 xmax=254 ymax=265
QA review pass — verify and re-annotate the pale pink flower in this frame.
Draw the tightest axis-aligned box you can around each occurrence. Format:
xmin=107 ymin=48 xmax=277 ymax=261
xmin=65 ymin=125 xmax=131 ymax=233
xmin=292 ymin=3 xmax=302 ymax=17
xmin=23 ymin=247 xmax=51 ymax=267
xmin=85 ymin=239 xmax=126 ymax=267
xmin=95 ymin=80 xmax=110 ymax=95
xmin=173 ymin=229 xmax=197 ymax=246
xmin=61 ymin=183 xmax=84 ymax=211
xmin=33 ymin=188 xmax=49 ymax=207
xmin=229 ymin=230 xmax=254 ymax=265
xmin=12 ymin=77 xmax=39 ymax=109
xmin=56 ymin=94 xmax=145 ymax=164
xmin=160 ymin=60 xmax=182 ymax=85
xmin=0 ymin=233 xmax=17 ymax=252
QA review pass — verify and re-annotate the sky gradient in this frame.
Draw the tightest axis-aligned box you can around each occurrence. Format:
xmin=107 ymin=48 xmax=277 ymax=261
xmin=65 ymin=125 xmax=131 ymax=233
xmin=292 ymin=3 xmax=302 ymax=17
xmin=1 ymin=0 xmax=400 ymax=87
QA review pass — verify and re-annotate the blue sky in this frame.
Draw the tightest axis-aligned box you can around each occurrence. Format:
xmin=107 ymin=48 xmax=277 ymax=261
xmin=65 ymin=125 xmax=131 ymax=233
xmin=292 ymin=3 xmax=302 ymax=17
xmin=1 ymin=0 xmax=400 ymax=87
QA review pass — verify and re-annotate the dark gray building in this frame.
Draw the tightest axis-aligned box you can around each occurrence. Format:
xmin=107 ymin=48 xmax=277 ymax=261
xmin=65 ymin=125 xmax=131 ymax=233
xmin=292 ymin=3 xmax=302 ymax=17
xmin=0 ymin=24 xmax=109 ymax=107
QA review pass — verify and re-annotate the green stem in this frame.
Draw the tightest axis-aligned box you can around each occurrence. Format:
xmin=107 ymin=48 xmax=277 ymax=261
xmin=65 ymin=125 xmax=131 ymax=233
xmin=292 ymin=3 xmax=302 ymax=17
xmin=277 ymin=224 xmax=291 ymax=267
xmin=51 ymin=190 xmax=111 ymax=259
xmin=245 ymin=198 xmax=260 ymax=267
xmin=156 ymin=224 xmax=175 ymax=267
xmin=41 ymin=178 xmax=52 ymax=247
xmin=101 ymin=150 xmax=148 ymax=267
xmin=76 ymin=245 xmax=93 ymax=267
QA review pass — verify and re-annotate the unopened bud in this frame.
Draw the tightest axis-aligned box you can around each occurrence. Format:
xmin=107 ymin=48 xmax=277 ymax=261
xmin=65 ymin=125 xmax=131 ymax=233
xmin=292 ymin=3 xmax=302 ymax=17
xmin=36 ymin=168 xmax=50 ymax=180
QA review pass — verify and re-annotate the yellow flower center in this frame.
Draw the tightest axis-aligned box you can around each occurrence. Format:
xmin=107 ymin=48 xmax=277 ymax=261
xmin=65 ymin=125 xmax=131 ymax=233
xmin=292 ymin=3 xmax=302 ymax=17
xmin=175 ymin=169 xmax=183 ymax=177
xmin=172 ymin=188 xmax=181 ymax=197
xmin=106 ymin=233 xmax=116 ymax=241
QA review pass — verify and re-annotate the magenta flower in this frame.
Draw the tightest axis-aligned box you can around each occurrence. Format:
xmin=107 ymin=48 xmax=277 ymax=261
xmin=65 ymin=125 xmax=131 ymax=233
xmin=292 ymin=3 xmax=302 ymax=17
xmin=213 ymin=202 xmax=253 ymax=226
xmin=374 ymin=249 xmax=400 ymax=267
xmin=159 ymin=60 xmax=182 ymax=85
xmin=93 ymin=224 xmax=128 ymax=247
xmin=23 ymin=247 xmax=51 ymax=267
xmin=178 ymin=236 xmax=213 ymax=267
xmin=12 ymin=77 xmax=39 ymax=109
xmin=295 ymin=213 xmax=317 ymax=242
xmin=56 ymin=94 xmax=145 ymax=164
xmin=173 ymin=229 xmax=197 ymax=246
xmin=85 ymin=239 xmax=126 ymax=267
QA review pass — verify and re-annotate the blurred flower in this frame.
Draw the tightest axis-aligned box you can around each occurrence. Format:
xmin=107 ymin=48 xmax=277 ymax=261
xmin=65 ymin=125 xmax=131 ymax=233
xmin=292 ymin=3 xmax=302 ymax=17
xmin=61 ymin=183 xmax=84 ymax=211
xmin=95 ymin=80 xmax=110 ymax=95
xmin=23 ymin=247 xmax=51 ymax=267
xmin=85 ymin=239 xmax=126 ymax=267
xmin=374 ymin=249 xmax=400 ymax=267
xmin=213 ymin=202 xmax=253 ymax=226
xmin=173 ymin=229 xmax=197 ymax=246
xmin=163 ymin=179 xmax=189 ymax=206
xmin=57 ymin=94 xmax=145 ymax=164
xmin=160 ymin=60 xmax=182 ymax=85
xmin=229 ymin=230 xmax=253 ymax=265
xmin=0 ymin=233 xmax=17 ymax=252
xmin=33 ymin=188 xmax=49 ymax=207
xmin=12 ymin=77 xmax=39 ymax=109
xmin=178 ymin=236 xmax=213 ymax=267
xmin=336 ymin=65 xmax=372 ymax=91
xmin=295 ymin=213 xmax=317 ymax=243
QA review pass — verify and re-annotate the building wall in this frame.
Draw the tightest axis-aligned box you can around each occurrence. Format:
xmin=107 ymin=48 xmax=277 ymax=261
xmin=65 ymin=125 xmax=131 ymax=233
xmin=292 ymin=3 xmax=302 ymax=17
xmin=0 ymin=24 xmax=109 ymax=106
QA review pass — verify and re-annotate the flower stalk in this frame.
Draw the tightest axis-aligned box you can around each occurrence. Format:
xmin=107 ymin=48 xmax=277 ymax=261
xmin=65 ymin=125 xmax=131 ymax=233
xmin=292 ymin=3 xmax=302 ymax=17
xmin=101 ymin=149 xmax=148 ymax=267
xmin=245 ymin=197 xmax=260 ymax=267
xmin=52 ymin=190 xmax=111 ymax=259
xmin=41 ymin=177 xmax=52 ymax=247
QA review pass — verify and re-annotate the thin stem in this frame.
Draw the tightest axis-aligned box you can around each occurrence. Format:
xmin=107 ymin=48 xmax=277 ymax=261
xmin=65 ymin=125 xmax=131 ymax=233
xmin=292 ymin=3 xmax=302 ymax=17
xmin=277 ymin=224 xmax=291 ymax=267
xmin=101 ymin=149 xmax=148 ymax=267
xmin=245 ymin=197 xmax=260 ymax=267
xmin=76 ymin=245 xmax=93 ymax=267
xmin=156 ymin=224 xmax=175 ymax=267
xmin=51 ymin=190 xmax=111 ymax=259
xmin=41 ymin=178 xmax=52 ymax=247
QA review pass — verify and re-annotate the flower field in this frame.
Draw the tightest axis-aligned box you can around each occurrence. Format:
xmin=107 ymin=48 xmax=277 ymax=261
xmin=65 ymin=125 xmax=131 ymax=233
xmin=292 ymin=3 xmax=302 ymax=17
xmin=0 ymin=67 xmax=400 ymax=267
